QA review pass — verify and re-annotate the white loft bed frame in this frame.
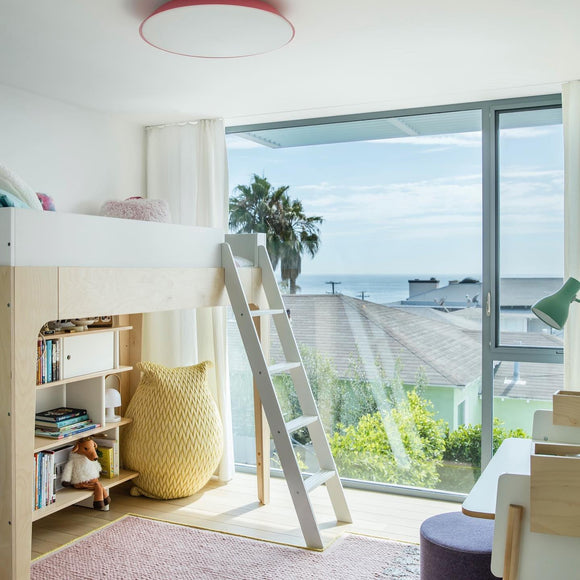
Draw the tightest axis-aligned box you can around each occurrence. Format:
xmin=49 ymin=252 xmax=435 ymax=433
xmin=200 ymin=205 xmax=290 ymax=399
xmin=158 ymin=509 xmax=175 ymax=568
xmin=0 ymin=209 xmax=268 ymax=579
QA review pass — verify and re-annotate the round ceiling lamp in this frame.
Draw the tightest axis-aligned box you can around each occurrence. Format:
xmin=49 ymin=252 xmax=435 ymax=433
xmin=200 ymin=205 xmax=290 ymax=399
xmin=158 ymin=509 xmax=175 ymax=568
xmin=140 ymin=0 xmax=295 ymax=58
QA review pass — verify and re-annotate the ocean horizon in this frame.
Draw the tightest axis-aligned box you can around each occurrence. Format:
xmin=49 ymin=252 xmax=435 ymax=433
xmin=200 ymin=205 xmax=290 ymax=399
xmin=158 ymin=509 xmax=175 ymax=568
xmin=284 ymin=273 xmax=480 ymax=305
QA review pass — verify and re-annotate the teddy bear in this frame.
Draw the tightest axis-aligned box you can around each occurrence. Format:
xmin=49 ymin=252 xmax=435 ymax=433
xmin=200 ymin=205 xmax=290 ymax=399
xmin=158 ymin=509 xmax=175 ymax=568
xmin=61 ymin=436 xmax=111 ymax=510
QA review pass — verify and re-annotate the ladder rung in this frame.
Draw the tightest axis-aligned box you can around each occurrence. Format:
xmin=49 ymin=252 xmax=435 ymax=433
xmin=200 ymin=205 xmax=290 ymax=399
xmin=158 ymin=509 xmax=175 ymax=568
xmin=285 ymin=415 xmax=319 ymax=434
xmin=304 ymin=469 xmax=336 ymax=494
xmin=267 ymin=362 xmax=301 ymax=375
xmin=250 ymin=309 xmax=285 ymax=317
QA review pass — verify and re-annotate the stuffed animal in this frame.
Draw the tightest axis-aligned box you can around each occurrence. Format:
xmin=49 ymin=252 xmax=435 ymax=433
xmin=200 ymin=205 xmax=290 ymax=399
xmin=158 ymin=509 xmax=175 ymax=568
xmin=61 ymin=436 xmax=110 ymax=510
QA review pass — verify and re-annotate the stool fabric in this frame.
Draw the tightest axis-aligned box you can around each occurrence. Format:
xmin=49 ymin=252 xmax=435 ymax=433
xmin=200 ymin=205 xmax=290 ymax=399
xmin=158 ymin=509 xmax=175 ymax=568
xmin=420 ymin=511 xmax=499 ymax=580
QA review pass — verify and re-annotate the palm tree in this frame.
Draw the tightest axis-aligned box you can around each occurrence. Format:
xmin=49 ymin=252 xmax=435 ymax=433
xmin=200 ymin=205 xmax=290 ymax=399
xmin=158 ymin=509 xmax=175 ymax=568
xmin=229 ymin=174 xmax=323 ymax=293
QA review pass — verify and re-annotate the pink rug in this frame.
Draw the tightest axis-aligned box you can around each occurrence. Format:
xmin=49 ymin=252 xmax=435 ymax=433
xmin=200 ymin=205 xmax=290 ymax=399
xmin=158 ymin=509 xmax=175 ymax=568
xmin=31 ymin=515 xmax=419 ymax=579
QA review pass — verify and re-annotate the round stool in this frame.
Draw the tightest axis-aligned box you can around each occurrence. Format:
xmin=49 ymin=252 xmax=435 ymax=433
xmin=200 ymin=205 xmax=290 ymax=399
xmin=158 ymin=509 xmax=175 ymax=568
xmin=420 ymin=511 xmax=498 ymax=580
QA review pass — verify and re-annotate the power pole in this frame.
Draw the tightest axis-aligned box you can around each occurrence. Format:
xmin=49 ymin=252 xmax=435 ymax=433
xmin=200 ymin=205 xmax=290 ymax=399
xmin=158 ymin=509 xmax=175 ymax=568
xmin=358 ymin=291 xmax=369 ymax=301
xmin=325 ymin=281 xmax=341 ymax=294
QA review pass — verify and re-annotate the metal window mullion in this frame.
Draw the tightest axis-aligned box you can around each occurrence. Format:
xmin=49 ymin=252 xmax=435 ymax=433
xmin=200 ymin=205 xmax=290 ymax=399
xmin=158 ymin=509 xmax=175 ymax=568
xmin=481 ymin=102 xmax=496 ymax=470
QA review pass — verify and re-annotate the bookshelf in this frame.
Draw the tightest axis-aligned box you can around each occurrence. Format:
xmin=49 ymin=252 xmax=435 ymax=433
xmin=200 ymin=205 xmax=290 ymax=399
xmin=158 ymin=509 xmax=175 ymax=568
xmin=33 ymin=324 xmax=139 ymax=520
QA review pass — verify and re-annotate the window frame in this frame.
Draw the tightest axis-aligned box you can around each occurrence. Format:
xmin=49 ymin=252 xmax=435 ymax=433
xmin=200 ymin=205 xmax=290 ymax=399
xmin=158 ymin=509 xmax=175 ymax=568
xmin=227 ymin=92 xmax=564 ymax=497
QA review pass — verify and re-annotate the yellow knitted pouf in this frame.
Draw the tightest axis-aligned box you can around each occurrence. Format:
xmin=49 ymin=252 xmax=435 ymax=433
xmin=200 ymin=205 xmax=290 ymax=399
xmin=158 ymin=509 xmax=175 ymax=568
xmin=122 ymin=360 xmax=223 ymax=499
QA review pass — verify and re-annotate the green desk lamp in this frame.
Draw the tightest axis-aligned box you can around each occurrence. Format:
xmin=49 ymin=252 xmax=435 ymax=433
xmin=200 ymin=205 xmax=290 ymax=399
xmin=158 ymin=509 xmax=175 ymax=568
xmin=531 ymin=277 xmax=580 ymax=330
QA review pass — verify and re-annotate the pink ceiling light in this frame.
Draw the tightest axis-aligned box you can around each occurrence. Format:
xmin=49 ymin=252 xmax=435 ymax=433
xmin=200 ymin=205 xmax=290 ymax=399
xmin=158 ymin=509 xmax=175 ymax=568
xmin=140 ymin=0 xmax=295 ymax=58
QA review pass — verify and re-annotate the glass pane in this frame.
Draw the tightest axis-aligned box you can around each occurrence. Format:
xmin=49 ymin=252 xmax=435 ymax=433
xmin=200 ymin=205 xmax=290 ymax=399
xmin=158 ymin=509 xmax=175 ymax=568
xmin=492 ymin=359 xmax=559 ymax=441
xmin=497 ymin=107 xmax=564 ymax=347
xmin=228 ymin=109 xmax=483 ymax=495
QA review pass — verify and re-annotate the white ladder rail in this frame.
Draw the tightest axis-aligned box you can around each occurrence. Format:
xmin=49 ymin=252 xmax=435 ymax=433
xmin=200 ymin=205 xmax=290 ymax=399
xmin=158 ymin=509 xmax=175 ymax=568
xmin=256 ymin=245 xmax=352 ymax=523
xmin=222 ymin=244 xmax=325 ymax=549
xmin=222 ymin=242 xmax=352 ymax=549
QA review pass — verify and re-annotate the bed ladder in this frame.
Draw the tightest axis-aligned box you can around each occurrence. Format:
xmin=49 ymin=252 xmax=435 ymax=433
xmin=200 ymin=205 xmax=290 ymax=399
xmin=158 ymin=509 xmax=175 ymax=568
xmin=222 ymin=242 xmax=352 ymax=550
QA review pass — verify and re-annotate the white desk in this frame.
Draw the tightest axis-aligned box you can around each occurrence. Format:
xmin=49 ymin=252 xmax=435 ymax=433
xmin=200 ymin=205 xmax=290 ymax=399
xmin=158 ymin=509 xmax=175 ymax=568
xmin=462 ymin=438 xmax=533 ymax=519
xmin=461 ymin=412 xmax=580 ymax=580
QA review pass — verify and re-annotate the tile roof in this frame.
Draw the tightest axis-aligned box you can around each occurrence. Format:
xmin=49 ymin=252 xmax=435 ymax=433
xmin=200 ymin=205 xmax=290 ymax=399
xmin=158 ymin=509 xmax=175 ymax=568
xmin=270 ymin=294 xmax=562 ymax=400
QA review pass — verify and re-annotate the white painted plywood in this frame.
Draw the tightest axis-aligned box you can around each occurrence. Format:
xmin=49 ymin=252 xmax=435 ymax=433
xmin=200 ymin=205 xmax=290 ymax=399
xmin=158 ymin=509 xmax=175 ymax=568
xmin=1 ymin=209 xmax=224 ymax=268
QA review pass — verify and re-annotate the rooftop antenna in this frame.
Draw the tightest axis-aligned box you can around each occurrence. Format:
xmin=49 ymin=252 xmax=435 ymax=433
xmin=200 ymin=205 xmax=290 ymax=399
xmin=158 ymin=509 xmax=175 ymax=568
xmin=358 ymin=291 xmax=370 ymax=301
xmin=326 ymin=281 xmax=341 ymax=294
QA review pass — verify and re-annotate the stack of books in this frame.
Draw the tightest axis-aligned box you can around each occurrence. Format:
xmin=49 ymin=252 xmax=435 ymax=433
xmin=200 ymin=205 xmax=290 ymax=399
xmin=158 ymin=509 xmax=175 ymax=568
xmin=33 ymin=450 xmax=55 ymax=510
xmin=35 ymin=407 xmax=99 ymax=439
xmin=36 ymin=337 xmax=61 ymax=384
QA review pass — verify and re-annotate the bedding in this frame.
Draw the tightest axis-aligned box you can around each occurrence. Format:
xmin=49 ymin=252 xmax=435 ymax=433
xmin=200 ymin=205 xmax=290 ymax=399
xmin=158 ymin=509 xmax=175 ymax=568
xmin=0 ymin=162 xmax=42 ymax=210
xmin=101 ymin=197 xmax=171 ymax=223
xmin=0 ymin=189 xmax=29 ymax=208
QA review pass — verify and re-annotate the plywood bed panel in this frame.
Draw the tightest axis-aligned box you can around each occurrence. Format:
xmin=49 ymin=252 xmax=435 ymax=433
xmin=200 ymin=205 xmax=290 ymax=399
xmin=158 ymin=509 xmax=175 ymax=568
xmin=1 ymin=209 xmax=269 ymax=579
xmin=0 ymin=208 xmax=224 ymax=268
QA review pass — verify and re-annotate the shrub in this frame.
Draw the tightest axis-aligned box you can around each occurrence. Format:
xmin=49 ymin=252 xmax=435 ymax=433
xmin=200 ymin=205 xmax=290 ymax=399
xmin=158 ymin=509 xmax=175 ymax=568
xmin=329 ymin=387 xmax=446 ymax=488
xmin=443 ymin=419 xmax=528 ymax=465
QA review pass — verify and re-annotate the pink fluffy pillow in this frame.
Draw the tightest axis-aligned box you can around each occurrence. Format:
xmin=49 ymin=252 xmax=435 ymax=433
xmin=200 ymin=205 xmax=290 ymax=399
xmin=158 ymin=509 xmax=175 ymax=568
xmin=100 ymin=197 xmax=171 ymax=223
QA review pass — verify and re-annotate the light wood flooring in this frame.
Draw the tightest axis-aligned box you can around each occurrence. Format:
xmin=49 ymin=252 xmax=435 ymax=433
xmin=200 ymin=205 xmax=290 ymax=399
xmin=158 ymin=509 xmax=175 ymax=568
xmin=32 ymin=472 xmax=461 ymax=560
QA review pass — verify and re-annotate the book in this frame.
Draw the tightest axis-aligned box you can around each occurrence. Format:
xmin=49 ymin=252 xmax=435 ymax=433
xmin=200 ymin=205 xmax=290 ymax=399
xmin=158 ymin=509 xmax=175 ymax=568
xmin=35 ymin=414 xmax=90 ymax=429
xmin=35 ymin=418 xmax=92 ymax=433
xmin=33 ymin=451 xmax=56 ymax=510
xmin=35 ymin=422 xmax=99 ymax=439
xmin=53 ymin=445 xmax=74 ymax=491
xmin=93 ymin=436 xmax=119 ymax=478
xmin=35 ymin=407 xmax=88 ymax=423
xmin=46 ymin=340 xmax=52 ymax=383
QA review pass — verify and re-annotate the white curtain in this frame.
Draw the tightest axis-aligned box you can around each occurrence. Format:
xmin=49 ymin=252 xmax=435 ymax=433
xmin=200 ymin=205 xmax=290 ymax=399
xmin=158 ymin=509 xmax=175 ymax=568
xmin=563 ymin=81 xmax=580 ymax=390
xmin=142 ymin=119 xmax=234 ymax=481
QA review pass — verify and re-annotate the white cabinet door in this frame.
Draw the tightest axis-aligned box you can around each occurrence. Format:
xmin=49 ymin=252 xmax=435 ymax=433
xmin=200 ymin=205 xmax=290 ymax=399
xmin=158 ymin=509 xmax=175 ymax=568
xmin=62 ymin=333 xmax=114 ymax=379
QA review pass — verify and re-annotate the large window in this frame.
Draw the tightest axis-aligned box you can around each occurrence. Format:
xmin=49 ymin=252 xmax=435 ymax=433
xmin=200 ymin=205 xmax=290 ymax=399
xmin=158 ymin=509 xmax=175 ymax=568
xmin=497 ymin=108 xmax=564 ymax=346
xmin=227 ymin=95 xmax=563 ymax=499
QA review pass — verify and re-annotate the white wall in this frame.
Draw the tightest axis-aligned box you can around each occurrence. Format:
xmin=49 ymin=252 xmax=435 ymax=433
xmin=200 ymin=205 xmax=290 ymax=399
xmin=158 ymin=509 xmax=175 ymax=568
xmin=0 ymin=84 xmax=144 ymax=215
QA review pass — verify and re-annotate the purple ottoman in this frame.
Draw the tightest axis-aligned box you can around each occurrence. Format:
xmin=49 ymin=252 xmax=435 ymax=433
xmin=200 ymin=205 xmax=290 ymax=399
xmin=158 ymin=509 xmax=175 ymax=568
xmin=420 ymin=512 xmax=499 ymax=580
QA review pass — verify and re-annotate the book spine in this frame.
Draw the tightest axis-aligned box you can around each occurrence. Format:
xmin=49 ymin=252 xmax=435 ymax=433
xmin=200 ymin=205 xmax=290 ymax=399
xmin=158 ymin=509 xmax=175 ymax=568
xmin=42 ymin=342 xmax=46 ymax=384
xmin=46 ymin=340 xmax=52 ymax=383
xmin=35 ymin=422 xmax=99 ymax=439
xmin=35 ymin=414 xmax=90 ymax=429
xmin=35 ymin=408 xmax=88 ymax=422
xmin=33 ymin=453 xmax=38 ymax=510
xmin=37 ymin=339 xmax=42 ymax=385
xmin=54 ymin=339 xmax=60 ymax=381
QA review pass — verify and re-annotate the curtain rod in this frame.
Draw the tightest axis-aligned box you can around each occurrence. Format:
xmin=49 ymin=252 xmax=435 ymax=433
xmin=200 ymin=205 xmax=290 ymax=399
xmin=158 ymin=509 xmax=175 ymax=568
xmin=146 ymin=118 xmax=224 ymax=130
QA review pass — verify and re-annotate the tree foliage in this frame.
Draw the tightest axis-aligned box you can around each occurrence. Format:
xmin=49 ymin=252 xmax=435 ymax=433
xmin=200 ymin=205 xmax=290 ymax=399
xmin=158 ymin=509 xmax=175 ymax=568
xmin=443 ymin=419 xmax=528 ymax=465
xmin=229 ymin=174 xmax=323 ymax=293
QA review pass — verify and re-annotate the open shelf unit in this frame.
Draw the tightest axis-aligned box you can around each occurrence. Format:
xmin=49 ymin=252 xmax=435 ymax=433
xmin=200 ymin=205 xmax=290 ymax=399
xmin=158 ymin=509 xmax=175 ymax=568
xmin=33 ymin=323 xmax=138 ymax=520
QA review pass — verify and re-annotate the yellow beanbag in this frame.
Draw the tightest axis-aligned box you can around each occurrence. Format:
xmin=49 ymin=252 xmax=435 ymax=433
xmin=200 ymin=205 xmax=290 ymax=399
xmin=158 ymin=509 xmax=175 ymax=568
xmin=122 ymin=360 xmax=223 ymax=499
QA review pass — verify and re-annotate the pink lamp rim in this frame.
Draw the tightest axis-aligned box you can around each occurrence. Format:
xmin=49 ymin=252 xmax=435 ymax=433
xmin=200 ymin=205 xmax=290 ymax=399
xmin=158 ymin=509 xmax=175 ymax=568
xmin=139 ymin=0 xmax=295 ymax=59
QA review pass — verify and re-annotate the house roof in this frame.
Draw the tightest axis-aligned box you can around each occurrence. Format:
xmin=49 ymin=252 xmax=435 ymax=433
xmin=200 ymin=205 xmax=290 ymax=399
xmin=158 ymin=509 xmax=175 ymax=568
xmin=270 ymin=294 xmax=562 ymax=400
xmin=399 ymin=278 xmax=563 ymax=309
xmin=1 ymin=2 xmax=579 ymax=125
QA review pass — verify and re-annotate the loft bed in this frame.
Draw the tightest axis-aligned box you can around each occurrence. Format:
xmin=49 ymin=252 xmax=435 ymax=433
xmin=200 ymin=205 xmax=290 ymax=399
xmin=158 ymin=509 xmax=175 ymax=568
xmin=0 ymin=208 xmax=268 ymax=579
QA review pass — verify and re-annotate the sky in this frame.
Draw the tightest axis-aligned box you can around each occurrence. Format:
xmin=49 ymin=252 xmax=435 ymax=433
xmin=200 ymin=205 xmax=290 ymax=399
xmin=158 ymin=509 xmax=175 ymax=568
xmin=226 ymin=117 xmax=564 ymax=278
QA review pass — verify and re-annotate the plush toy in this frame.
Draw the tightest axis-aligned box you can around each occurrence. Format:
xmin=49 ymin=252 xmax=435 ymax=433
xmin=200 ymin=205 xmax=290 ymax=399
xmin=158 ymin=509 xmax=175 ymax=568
xmin=61 ymin=436 xmax=110 ymax=510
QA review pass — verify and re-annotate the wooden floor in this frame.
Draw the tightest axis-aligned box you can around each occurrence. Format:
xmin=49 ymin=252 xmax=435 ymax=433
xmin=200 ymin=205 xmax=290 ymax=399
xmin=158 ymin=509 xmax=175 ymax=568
xmin=32 ymin=472 xmax=461 ymax=560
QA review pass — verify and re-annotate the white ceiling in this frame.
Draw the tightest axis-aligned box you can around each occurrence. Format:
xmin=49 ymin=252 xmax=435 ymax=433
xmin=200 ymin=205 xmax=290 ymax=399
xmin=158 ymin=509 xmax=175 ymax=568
xmin=1 ymin=0 xmax=579 ymax=127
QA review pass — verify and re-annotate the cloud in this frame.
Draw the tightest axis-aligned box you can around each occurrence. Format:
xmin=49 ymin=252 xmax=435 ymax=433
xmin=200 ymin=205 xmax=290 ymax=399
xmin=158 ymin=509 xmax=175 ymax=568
xmin=296 ymin=169 xmax=563 ymax=245
xmin=500 ymin=127 xmax=560 ymax=139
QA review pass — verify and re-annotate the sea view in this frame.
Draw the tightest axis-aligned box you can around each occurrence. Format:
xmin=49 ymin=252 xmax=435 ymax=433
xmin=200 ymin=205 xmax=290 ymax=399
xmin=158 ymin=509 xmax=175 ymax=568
xmin=287 ymin=273 xmax=480 ymax=305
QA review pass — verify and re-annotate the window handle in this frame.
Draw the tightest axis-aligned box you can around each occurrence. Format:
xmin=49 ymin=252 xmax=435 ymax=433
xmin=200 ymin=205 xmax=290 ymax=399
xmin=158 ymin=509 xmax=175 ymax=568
xmin=486 ymin=292 xmax=491 ymax=317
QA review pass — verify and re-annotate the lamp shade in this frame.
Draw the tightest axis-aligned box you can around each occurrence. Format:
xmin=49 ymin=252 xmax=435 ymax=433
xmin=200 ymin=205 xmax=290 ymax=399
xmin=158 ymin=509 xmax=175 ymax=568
xmin=105 ymin=387 xmax=122 ymax=423
xmin=140 ymin=0 xmax=295 ymax=58
xmin=531 ymin=277 xmax=580 ymax=330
